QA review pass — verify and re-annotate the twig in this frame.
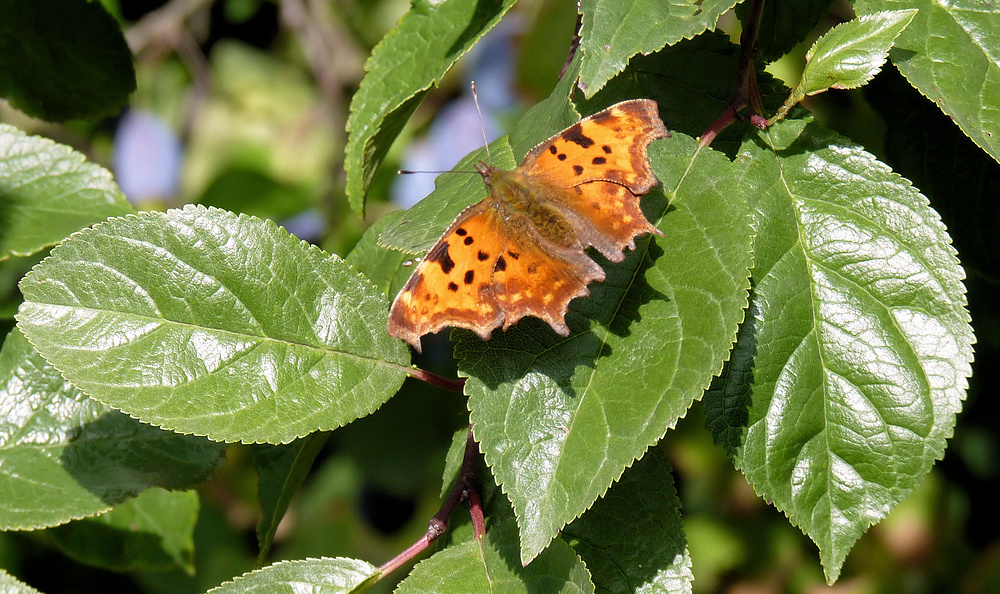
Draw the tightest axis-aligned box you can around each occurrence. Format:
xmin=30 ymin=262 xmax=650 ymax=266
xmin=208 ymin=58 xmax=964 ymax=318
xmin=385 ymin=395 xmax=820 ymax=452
xmin=280 ymin=0 xmax=364 ymax=117
xmin=375 ymin=426 xmax=484 ymax=579
xmin=559 ymin=10 xmax=584 ymax=79
xmin=700 ymin=0 xmax=768 ymax=146
xmin=406 ymin=367 xmax=467 ymax=392
xmin=125 ymin=0 xmax=213 ymax=56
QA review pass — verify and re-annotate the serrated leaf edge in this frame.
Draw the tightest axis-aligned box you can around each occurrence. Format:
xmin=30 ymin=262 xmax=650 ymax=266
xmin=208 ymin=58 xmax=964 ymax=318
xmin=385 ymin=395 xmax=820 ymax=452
xmin=15 ymin=204 xmax=413 ymax=445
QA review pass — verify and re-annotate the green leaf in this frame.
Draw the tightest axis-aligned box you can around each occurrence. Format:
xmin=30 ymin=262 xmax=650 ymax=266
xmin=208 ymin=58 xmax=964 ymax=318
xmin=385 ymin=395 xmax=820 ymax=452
xmin=43 ymin=488 xmax=199 ymax=574
xmin=344 ymin=0 xmax=516 ymax=214
xmin=737 ymin=0 xmax=834 ymax=63
xmin=207 ymin=558 xmax=379 ymax=594
xmin=0 ymin=0 xmax=135 ymax=121
xmin=460 ymin=133 xmax=753 ymax=564
xmin=0 ymin=124 xmax=133 ymax=261
xmin=865 ymin=66 xmax=1000 ymax=275
xmin=345 ymin=211 xmax=412 ymax=298
xmin=577 ymin=0 xmax=738 ymax=98
xmin=564 ymin=448 xmax=693 ymax=594
xmin=378 ymin=140 xmax=514 ymax=256
xmin=798 ymin=10 xmax=917 ymax=96
xmin=252 ymin=433 xmax=330 ymax=560
xmin=0 ymin=569 xmax=42 ymax=594
xmin=854 ymin=0 xmax=1000 ymax=164
xmin=577 ymin=31 xmax=787 ymax=157
xmin=396 ymin=517 xmax=594 ymax=594
xmin=721 ymin=118 xmax=974 ymax=582
xmin=16 ymin=205 xmax=410 ymax=445
xmin=0 ymin=327 xmax=226 ymax=531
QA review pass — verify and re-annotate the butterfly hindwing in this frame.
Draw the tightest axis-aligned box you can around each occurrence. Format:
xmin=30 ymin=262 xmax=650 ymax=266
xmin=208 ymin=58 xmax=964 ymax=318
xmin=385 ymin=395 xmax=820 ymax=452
xmin=520 ymin=99 xmax=668 ymax=263
xmin=490 ymin=217 xmax=605 ymax=336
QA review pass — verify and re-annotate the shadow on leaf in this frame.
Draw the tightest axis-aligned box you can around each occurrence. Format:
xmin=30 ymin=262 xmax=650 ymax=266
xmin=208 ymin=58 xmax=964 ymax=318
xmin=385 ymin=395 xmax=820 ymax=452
xmin=62 ymin=412 xmax=225 ymax=505
xmin=703 ymin=290 xmax=758 ymax=457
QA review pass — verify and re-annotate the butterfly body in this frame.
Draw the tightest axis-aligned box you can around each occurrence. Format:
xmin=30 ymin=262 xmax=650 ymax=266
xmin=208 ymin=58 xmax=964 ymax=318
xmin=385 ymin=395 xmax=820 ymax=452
xmin=388 ymin=99 xmax=669 ymax=352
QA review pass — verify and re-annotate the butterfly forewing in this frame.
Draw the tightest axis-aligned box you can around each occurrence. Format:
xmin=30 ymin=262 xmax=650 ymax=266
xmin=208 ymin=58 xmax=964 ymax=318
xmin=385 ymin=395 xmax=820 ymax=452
xmin=387 ymin=203 xmax=505 ymax=351
xmin=522 ymin=99 xmax=668 ymax=193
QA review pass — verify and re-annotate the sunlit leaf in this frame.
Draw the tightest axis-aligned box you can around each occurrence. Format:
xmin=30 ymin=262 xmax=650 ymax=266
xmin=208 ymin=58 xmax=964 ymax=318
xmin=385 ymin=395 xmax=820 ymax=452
xmin=396 ymin=517 xmax=594 ymax=594
xmin=0 ymin=124 xmax=132 ymax=261
xmin=798 ymin=10 xmax=916 ymax=96
xmin=577 ymin=0 xmax=738 ymax=98
xmin=344 ymin=0 xmax=516 ymax=214
xmin=716 ymin=118 xmax=974 ymax=582
xmin=17 ymin=206 xmax=410 ymax=444
xmin=855 ymin=0 xmax=1000 ymax=163
xmin=0 ymin=328 xmax=225 ymax=530
xmin=207 ymin=558 xmax=378 ymax=594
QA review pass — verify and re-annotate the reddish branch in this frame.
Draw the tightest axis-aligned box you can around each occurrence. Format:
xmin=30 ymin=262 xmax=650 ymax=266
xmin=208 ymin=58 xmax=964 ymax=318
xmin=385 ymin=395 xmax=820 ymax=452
xmin=700 ymin=0 xmax=769 ymax=147
xmin=559 ymin=12 xmax=584 ymax=80
xmin=407 ymin=367 xmax=467 ymax=392
xmin=376 ymin=427 xmax=484 ymax=579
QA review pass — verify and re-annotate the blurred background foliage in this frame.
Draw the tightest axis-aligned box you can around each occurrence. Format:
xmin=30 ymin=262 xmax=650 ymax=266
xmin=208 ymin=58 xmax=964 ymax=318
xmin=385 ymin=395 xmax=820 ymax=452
xmin=0 ymin=0 xmax=997 ymax=592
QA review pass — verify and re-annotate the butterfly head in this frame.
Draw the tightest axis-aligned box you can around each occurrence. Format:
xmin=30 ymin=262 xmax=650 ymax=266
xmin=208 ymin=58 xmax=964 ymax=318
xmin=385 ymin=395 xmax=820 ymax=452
xmin=475 ymin=161 xmax=498 ymax=187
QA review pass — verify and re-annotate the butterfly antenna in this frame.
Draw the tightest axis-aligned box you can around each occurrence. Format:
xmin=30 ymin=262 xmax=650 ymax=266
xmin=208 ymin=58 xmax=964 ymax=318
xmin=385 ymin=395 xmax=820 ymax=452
xmin=471 ymin=81 xmax=491 ymax=163
xmin=397 ymin=169 xmax=479 ymax=175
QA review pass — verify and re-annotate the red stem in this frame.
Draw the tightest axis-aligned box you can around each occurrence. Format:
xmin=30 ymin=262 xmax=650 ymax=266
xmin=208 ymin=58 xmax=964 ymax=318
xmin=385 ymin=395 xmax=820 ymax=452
xmin=559 ymin=12 xmax=583 ymax=80
xmin=375 ymin=426 xmax=484 ymax=579
xmin=700 ymin=0 xmax=768 ymax=146
xmin=407 ymin=367 xmax=467 ymax=392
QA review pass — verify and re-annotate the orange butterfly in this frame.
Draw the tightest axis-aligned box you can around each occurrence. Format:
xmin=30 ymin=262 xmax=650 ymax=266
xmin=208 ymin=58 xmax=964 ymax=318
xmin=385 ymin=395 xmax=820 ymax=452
xmin=388 ymin=99 xmax=669 ymax=352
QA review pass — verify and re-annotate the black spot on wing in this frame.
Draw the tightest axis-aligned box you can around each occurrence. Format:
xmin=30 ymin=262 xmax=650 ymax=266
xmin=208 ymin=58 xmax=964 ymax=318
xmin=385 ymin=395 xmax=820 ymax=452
xmin=477 ymin=250 xmax=489 ymax=261
xmin=464 ymin=236 xmax=474 ymax=245
xmin=426 ymin=242 xmax=455 ymax=274
xmin=573 ymin=165 xmax=584 ymax=175
xmin=592 ymin=156 xmax=606 ymax=165
xmin=548 ymin=145 xmax=558 ymax=154
xmin=448 ymin=282 xmax=459 ymax=291
xmin=464 ymin=270 xmax=475 ymax=284
xmin=507 ymin=250 xmax=520 ymax=260
xmin=456 ymin=228 xmax=467 ymax=236
xmin=602 ymin=145 xmax=612 ymax=154
xmin=496 ymin=255 xmax=506 ymax=271
xmin=557 ymin=153 xmax=567 ymax=161
xmin=562 ymin=123 xmax=595 ymax=148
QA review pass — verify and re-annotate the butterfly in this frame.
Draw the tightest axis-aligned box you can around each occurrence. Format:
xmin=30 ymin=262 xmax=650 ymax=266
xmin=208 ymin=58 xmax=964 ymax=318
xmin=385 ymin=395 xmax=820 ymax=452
xmin=388 ymin=99 xmax=669 ymax=352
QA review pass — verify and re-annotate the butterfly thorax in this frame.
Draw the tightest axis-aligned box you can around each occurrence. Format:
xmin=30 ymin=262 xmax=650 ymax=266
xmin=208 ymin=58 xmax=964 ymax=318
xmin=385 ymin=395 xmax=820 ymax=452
xmin=476 ymin=162 xmax=577 ymax=249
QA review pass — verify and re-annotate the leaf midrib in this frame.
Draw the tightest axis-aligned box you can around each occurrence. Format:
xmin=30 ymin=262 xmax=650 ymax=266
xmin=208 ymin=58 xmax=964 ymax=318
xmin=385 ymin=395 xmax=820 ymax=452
xmin=22 ymin=300 xmax=410 ymax=374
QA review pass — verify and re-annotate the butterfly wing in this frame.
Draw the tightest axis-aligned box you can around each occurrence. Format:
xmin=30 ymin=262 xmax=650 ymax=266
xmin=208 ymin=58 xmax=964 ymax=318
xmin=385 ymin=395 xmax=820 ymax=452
xmin=388 ymin=202 xmax=505 ymax=352
xmin=388 ymin=197 xmax=607 ymax=350
xmin=388 ymin=99 xmax=668 ymax=349
xmin=489 ymin=214 xmax=605 ymax=337
xmin=520 ymin=99 xmax=669 ymax=262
